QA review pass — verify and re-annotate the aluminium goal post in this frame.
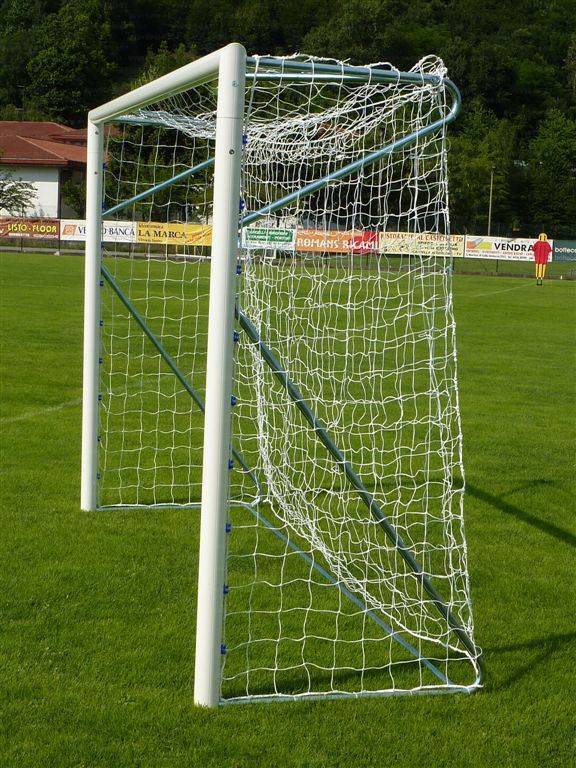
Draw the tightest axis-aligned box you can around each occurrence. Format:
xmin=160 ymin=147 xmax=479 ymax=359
xmin=81 ymin=43 xmax=483 ymax=706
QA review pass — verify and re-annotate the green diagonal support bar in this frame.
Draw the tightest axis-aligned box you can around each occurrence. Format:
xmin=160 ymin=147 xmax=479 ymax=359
xmin=101 ymin=274 xmax=462 ymax=685
xmin=102 ymin=157 xmax=215 ymax=220
xmin=236 ymin=307 xmax=482 ymax=679
xmin=249 ymin=503 xmax=456 ymax=688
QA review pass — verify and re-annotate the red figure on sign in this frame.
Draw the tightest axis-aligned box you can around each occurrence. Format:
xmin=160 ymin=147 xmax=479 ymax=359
xmin=533 ymin=233 xmax=552 ymax=286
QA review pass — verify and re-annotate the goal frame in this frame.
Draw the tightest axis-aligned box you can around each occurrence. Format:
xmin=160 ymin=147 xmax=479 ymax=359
xmin=81 ymin=43 xmax=481 ymax=708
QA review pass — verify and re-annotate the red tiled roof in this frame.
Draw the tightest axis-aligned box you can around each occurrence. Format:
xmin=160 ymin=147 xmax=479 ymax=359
xmin=0 ymin=121 xmax=87 ymax=167
xmin=0 ymin=121 xmax=81 ymax=139
xmin=27 ymin=138 xmax=87 ymax=163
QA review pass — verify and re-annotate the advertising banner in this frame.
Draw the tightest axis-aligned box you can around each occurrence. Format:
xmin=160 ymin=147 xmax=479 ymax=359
xmin=0 ymin=217 xmax=59 ymax=239
xmin=552 ymin=240 xmax=576 ymax=262
xmin=136 ymin=222 xmax=212 ymax=246
xmin=379 ymin=231 xmax=465 ymax=257
xmin=464 ymin=236 xmax=553 ymax=261
xmin=296 ymin=229 xmax=379 ymax=253
xmin=60 ymin=219 xmax=136 ymax=243
xmin=242 ymin=226 xmax=296 ymax=250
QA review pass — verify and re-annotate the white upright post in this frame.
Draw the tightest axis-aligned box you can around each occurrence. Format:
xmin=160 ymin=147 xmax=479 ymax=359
xmin=81 ymin=120 xmax=104 ymax=511
xmin=194 ymin=43 xmax=246 ymax=708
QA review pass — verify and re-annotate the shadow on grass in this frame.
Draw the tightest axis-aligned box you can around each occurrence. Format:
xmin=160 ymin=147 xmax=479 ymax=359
xmin=466 ymin=481 xmax=576 ymax=548
xmin=484 ymin=632 xmax=576 ymax=691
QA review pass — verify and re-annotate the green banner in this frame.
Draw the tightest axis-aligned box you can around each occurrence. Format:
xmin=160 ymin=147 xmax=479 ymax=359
xmin=553 ymin=240 xmax=576 ymax=262
xmin=242 ymin=226 xmax=296 ymax=250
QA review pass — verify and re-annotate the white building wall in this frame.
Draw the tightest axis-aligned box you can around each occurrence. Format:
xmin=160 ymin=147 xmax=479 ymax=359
xmin=0 ymin=165 xmax=60 ymax=218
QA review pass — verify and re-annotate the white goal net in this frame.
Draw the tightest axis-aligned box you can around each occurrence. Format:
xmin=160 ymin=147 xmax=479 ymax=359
xmin=90 ymin=50 xmax=481 ymax=703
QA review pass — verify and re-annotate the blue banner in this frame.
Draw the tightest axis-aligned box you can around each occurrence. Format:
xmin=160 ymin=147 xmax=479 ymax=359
xmin=553 ymin=240 xmax=576 ymax=262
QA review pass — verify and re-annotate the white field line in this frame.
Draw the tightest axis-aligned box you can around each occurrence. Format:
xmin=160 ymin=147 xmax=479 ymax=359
xmin=2 ymin=367 xmax=198 ymax=426
xmin=1 ymin=396 xmax=83 ymax=425
xmin=468 ymin=281 xmax=534 ymax=299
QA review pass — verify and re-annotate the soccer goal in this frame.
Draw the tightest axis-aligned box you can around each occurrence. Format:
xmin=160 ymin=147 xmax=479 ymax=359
xmin=81 ymin=43 xmax=483 ymax=706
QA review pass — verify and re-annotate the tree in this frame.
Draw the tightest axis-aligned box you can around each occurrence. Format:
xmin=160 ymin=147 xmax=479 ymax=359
xmin=131 ymin=42 xmax=198 ymax=89
xmin=0 ymin=170 xmax=37 ymax=214
xmin=528 ymin=109 xmax=576 ymax=238
xmin=567 ymin=32 xmax=576 ymax=99
xmin=448 ymin=101 xmax=516 ymax=234
xmin=60 ymin=178 xmax=85 ymax=217
xmin=24 ymin=1 xmax=114 ymax=124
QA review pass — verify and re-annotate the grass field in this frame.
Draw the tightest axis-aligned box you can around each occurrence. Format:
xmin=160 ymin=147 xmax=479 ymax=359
xmin=1 ymin=251 xmax=575 ymax=767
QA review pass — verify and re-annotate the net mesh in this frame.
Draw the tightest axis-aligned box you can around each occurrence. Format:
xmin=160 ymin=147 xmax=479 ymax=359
xmin=99 ymin=86 xmax=217 ymax=508
xmin=97 ymin=53 xmax=480 ymax=701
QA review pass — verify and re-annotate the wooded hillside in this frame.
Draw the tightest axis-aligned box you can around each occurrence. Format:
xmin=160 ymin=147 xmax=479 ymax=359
xmin=1 ymin=0 xmax=574 ymax=235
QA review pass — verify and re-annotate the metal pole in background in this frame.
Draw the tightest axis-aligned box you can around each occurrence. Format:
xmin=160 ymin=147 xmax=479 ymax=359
xmin=487 ymin=165 xmax=494 ymax=236
xmin=194 ymin=42 xmax=246 ymax=708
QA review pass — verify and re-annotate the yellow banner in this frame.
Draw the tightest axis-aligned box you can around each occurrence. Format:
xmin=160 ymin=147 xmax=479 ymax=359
xmin=136 ymin=222 xmax=212 ymax=246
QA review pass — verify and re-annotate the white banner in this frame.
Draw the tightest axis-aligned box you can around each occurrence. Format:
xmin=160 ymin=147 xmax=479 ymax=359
xmin=60 ymin=219 xmax=136 ymax=243
xmin=464 ymin=236 xmax=553 ymax=261
xmin=379 ymin=231 xmax=465 ymax=257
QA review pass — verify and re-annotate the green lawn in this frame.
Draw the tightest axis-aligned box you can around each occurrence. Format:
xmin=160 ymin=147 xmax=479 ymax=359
xmin=1 ymin=251 xmax=575 ymax=767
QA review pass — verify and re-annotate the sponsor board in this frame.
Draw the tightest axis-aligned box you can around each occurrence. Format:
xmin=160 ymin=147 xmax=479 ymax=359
xmin=379 ymin=231 xmax=465 ymax=257
xmin=552 ymin=240 xmax=576 ymax=262
xmin=0 ymin=217 xmax=59 ymax=239
xmin=464 ymin=236 xmax=554 ymax=261
xmin=136 ymin=222 xmax=212 ymax=246
xmin=296 ymin=229 xmax=379 ymax=253
xmin=2 ymin=215 xmax=574 ymax=261
xmin=242 ymin=226 xmax=296 ymax=250
xmin=60 ymin=219 xmax=136 ymax=243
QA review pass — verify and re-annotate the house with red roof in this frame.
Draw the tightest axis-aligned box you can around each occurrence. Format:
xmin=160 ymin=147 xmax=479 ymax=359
xmin=0 ymin=121 xmax=88 ymax=218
